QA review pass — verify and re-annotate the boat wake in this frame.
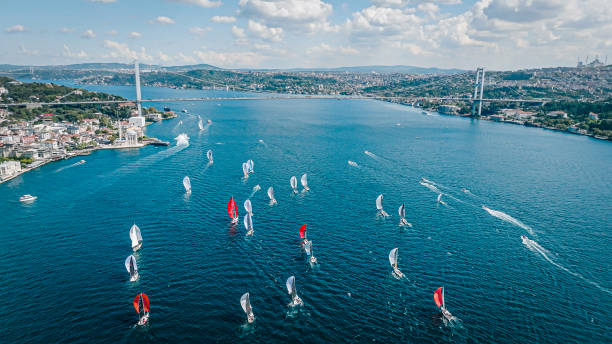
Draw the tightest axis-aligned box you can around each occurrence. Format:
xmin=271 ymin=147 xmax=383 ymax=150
xmin=249 ymin=185 xmax=261 ymax=198
xmin=347 ymin=160 xmax=360 ymax=168
xmin=364 ymin=150 xmax=380 ymax=160
xmin=258 ymin=139 xmax=268 ymax=148
xmin=175 ymin=133 xmax=190 ymax=146
xmin=55 ymin=159 xmax=85 ymax=173
xmin=522 ymin=236 xmax=612 ymax=295
xmin=419 ymin=181 xmax=441 ymax=194
xmin=483 ymin=206 xmax=533 ymax=235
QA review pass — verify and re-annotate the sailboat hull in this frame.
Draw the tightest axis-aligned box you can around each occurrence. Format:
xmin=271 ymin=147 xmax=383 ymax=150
xmin=132 ymin=243 xmax=142 ymax=252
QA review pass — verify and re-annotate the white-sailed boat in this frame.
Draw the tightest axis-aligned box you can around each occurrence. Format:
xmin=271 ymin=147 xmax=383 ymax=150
xmin=240 ymin=292 xmax=255 ymax=323
xmin=244 ymin=199 xmax=253 ymax=217
xmin=376 ymin=194 xmax=389 ymax=217
xmin=125 ymin=254 xmax=139 ymax=282
xmin=247 ymin=159 xmax=254 ymax=174
xmin=301 ymin=173 xmax=309 ymax=191
xmin=198 ymin=116 xmax=204 ymax=130
xmin=129 ymin=223 xmax=143 ymax=252
xmin=242 ymin=162 xmax=249 ymax=179
xmin=19 ymin=194 xmax=37 ymax=203
xmin=183 ymin=176 xmax=191 ymax=193
xmin=389 ymin=248 xmax=403 ymax=278
xmin=290 ymin=176 xmax=298 ymax=193
xmin=244 ymin=213 xmax=254 ymax=235
xmin=267 ymin=186 xmax=277 ymax=205
xmin=304 ymin=240 xmax=317 ymax=264
xmin=398 ymin=204 xmax=411 ymax=226
xmin=286 ymin=276 xmax=303 ymax=306
xmin=207 ymin=149 xmax=213 ymax=163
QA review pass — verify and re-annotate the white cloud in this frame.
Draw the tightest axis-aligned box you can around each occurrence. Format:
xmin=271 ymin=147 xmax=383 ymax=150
xmin=81 ymin=29 xmax=96 ymax=39
xmin=211 ymin=16 xmax=237 ymax=23
xmin=107 ymin=30 xmax=118 ymax=36
xmin=371 ymin=0 xmax=461 ymax=6
xmin=5 ymin=25 xmax=26 ymax=33
xmin=89 ymin=0 xmax=117 ymax=3
xmin=129 ymin=32 xmax=142 ymax=39
xmin=247 ymin=20 xmax=283 ymax=42
xmin=59 ymin=27 xmax=75 ymax=33
xmin=177 ymin=52 xmax=197 ymax=64
xmin=232 ymin=26 xmax=246 ymax=38
xmin=194 ymin=49 xmax=265 ymax=67
xmin=307 ymin=43 xmax=358 ymax=55
xmin=149 ymin=16 xmax=175 ymax=25
xmin=168 ymin=0 xmax=222 ymax=8
xmin=104 ymin=40 xmax=153 ymax=61
xmin=238 ymin=0 xmax=337 ymax=32
xmin=190 ymin=26 xmax=212 ymax=36
xmin=63 ymin=44 xmax=88 ymax=58
xmin=19 ymin=44 xmax=39 ymax=55
xmin=158 ymin=51 xmax=171 ymax=63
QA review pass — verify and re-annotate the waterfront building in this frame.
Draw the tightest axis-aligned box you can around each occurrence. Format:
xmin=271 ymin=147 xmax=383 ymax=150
xmin=129 ymin=116 xmax=146 ymax=127
xmin=588 ymin=112 xmax=599 ymax=120
xmin=126 ymin=129 xmax=138 ymax=145
xmin=438 ymin=105 xmax=460 ymax=115
xmin=0 ymin=160 xmax=21 ymax=177
xmin=547 ymin=111 xmax=568 ymax=119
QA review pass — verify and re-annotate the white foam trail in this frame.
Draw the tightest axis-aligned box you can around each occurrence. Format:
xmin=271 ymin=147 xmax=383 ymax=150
xmin=483 ymin=206 xmax=533 ymax=235
xmin=522 ymin=236 xmax=612 ymax=295
xmin=258 ymin=139 xmax=268 ymax=148
xmin=364 ymin=150 xmax=379 ymax=160
xmin=249 ymin=185 xmax=261 ymax=198
xmin=347 ymin=160 xmax=359 ymax=168
xmin=55 ymin=160 xmax=85 ymax=173
xmin=175 ymin=133 xmax=190 ymax=146
xmin=419 ymin=181 xmax=441 ymax=194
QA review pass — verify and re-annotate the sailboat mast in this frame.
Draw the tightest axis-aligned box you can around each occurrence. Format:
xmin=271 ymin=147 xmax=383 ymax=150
xmin=442 ymin=287 xmax=445 ymax=309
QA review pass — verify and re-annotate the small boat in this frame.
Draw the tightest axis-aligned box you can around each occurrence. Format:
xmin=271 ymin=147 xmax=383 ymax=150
xmin=244 ymin=213 xmax=254 ymax=236
xmin=290 ymin=176 xmax=298 ymax=193
xmin=207 ymin=150 xmax=213 ymax=163
xmin=388 ymin=248 xmax=403 ymax=278
xmin=244 ymin=199 xmax=253 ymax=217
xmin=304 ymin=239 xmax=317 ymax=264
xmin=240 ymin=292 xmax=255 ymax=323
xmin=252 ymin=185 xmax=261 ymax=193
xmin=183 ymin=176 xmax=191 ymax=193
xmin=437 ymin=193 xmax=446 ymax=205
xmin=246 ymin=159 xmax=254 ymax=174
xmin=178 ymin=120 xmax=183 ymax=125
xmin=207 ymin=119 xmax=212 ymax=124
xmin=76 ymin=159 xmax=86 ymax=165
xmin=133 ymin=293 xmax=150 ymax=325
xmin=242 ymin=162 xmax=249 ymax=179
xmin=421 ymin=111 xmax=427 ymax=115
xmin=301 ymin=173 xmax=309 ymax=191
xmin=198 ymin=116 xmax=204 ymax=130
xmin=286 ymin=276 xmax=303 ymax=306
xmin=182 ymin=109 xmax=188 ymax=113
xmin=129 ymin=223 xmax=143 ymax=252
xmin=267 ymin=186 xmax=277 ymax=205
xmin=398 ymin=204 xmax=411 ymax=226
xmin=125 ymin=254 xmax=139 ymax=282
xmin=434 ymin=287 xmax=453 ymax=320
xmin=19 ymin=194 xmax=37 ymax=203
xmin=228 ymin=197 xmax=239 ymax=224
xmin=163 ymin=106 xmax=170 ymax=112
xmin=376 ymin=194 xmax=389 ymax=217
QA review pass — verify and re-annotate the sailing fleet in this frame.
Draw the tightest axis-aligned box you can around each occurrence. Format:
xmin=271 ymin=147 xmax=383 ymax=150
xmin=119 ymin=125 xmax=457 ymax=329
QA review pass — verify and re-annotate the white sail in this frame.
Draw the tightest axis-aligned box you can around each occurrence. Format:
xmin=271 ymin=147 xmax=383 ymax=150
xmin=389 ymin=248 xmax=398 ymax=267
xmin=129 ymin=224 xmax=142 ymax=248
xmin=242 ymin=162 xmax=248 ymax=176
xmin=376 ymin=194 xmax=383 ymax=210
xmin=301 ymin=174 xmax=308 ymax=188
xmin=240 ymin=292 xmax=252 ymax=315
xmin=247 ymin=159 xmax=254 ymax=173
xmin=244 ymin=199 xmax=252 ymax=214
xmin=198 ymin=116 xmax=204 ymax=130
xmin=125 ymin=255 xmax=138 ymax=275
xmin=244 ymin=213 xmax=253 ymax=232
xmin=398 ymin=204 xmax=405 ymax=218
xmin=267 ymin=186 xmax=275 ymax=200
xmin=286 ymin=276 xmax=296 ymax=297
xmin=183 ymin=176 xmax=191 ymax=192
xmin=305 ymin=240 xmax=312 ymax=256
xmin=290 ymin=176 xmax=298 ymax=191
xmin=207 ymin=149 xmax=213 ymax=162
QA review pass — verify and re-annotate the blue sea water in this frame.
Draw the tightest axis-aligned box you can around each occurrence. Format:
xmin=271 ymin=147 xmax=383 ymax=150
xmin=1 ymin=83 xmax=611 ymax=343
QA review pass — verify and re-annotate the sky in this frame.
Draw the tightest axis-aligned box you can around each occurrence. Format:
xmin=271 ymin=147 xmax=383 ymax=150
xmin=1 ymin=0 xmax=611 ymax=70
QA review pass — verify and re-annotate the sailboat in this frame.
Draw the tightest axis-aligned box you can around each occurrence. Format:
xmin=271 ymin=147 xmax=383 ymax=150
xmin=133 ymin=293 xmax=150 ymax=325
xmin=388 ymin=248 xmax=403 ymax=278
xmin=125 ymin=254 xmax=139 ymax=282
xmin=434 ymin=287 xmax=453 ymax=320
xmin=198 ymin=116 xmax=204 ymax=130
xmin=242 ymin=162 xmax=249 ymax=179
xmin=240 ymin=292 xmax=255 ymax=323
xmin=286 ymin=276 xmax=303 ymax=306
xmin=129 ymin=223 xmax=143 ymax=252
xmin=267 ymin=186 xmax=277 ymax=205
xmin=183 ymin=176 xmax=191 ymax=193
xmin=437 ymin=193 xmax=446 ymax=205
xmin=228 ymin=197 xmax=239 ymax=224
xmin=304 ymin=240 xmax=317 ymax=264
xmin=299 ymin=224 xmax=308 ymax=243
xmin=246 ymin=159 xmax=254 ymax=174
xmin=207 ymin=149 xmax=213 ymax=164
xmin=301 ymin=173 xmax=309 ymax=191
xmin=244 ymin=213 xmax=254 ymax=236
xmin=244 ymin=199 xmax=253 ymax=217
xmin=290 ymin=176 xmax=298 ymax=193
xmin=398 ymin=204 xmax=411 ymax=226
xmin=376 ymin=194 xmax=389 ymax=217
xmin=252 ymin=185 xmax=261 ymax=193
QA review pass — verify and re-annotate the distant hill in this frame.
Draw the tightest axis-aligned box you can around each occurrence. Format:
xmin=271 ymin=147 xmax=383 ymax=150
xmin=242 ymin=65 xmax=466 ymax=74
xmin=0 ymin=63 xmax=221 ymax=72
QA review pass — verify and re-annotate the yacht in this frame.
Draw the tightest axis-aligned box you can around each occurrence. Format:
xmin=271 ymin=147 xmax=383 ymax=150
xmin=19 ymin=194 xmax=37 ymax=202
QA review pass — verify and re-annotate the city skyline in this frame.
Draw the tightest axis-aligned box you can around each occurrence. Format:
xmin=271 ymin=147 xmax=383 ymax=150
xmin=1 ymin=0 xmax=611 ymax=70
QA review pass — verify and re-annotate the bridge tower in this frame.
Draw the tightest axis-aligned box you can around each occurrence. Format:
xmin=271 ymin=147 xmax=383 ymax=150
xmin=471 ymin=67 xmax=485 ymax=117
xmin=134 ymin=61 xmax=142 ymax=116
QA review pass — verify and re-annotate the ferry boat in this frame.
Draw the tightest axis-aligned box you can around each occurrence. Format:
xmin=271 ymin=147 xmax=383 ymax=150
xmin=19 ymin=194 xmax=37 ymax=202
xmin=163 ymin=106 xmax=170 ymax=112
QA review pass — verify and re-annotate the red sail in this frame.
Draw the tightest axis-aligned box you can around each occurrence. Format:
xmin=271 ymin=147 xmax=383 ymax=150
xmin=299 ymin=224 xmax=307 ymax=239
xmin=133 ymin=293 xmax=150 ymax=313
xmin=227 ymin=197 xmax=238 ymax=219
xmin=433 ymin=287 xmax=443 ymax=308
